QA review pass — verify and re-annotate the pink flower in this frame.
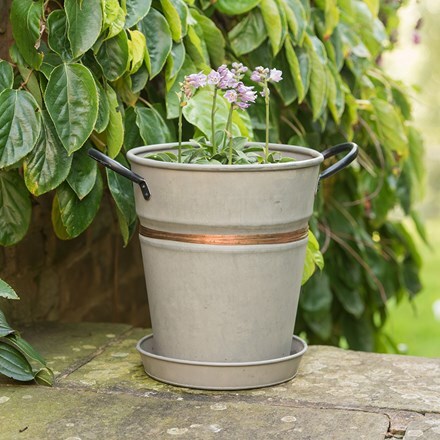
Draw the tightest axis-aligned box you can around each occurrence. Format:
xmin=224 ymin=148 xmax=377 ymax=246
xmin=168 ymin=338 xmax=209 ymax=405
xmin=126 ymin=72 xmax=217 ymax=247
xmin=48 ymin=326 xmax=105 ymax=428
xmin=185 ymin=72 xmax=207 ymax=88
xmin=268 ymin=68 xmax=282 ymax=83
xmin=207 ymin=70 xmax=221 ymax=85
xmin=224 ymin=89 xmax=238 ymax=103
xmin=250 ymin=66 xmax=269 ymax=83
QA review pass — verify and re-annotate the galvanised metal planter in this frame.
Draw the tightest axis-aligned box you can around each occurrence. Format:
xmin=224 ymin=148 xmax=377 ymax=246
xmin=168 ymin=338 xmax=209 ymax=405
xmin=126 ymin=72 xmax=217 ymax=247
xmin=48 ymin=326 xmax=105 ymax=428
xmin=89 ymin=141 xmax=357 ymax=389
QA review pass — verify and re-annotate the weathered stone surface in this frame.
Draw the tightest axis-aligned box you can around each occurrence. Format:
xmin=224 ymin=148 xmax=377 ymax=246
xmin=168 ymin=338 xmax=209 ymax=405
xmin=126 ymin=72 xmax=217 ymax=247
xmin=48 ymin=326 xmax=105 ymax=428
xmin=403 ymin=415 xmax=440 ymax=439
xmin=0 ymin=387 xmax=389 ymax=440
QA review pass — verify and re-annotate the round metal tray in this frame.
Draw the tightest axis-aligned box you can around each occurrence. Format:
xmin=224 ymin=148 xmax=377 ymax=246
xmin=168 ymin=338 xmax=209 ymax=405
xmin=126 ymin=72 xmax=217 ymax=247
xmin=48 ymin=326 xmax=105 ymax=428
xmin=136 ymin=334 xmax=307 ymax=390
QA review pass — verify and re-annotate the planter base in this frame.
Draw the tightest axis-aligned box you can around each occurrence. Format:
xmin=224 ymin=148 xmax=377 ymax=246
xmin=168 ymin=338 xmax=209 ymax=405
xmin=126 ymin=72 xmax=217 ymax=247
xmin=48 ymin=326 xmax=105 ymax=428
xmin=136 ymin=334 xmax=307 ymax=390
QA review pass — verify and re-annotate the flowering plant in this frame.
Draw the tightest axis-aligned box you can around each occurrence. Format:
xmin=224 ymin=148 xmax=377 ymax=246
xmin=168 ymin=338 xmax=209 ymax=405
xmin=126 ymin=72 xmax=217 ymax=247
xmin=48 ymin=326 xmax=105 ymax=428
xmin=147 ymin=63 xmax=291 ymax=165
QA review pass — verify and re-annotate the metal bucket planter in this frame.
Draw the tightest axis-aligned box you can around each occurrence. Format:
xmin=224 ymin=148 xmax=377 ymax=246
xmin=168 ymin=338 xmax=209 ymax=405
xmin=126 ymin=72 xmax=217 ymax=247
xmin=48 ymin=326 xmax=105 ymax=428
xmin=89 ymin=141 xmax=357 ymax=389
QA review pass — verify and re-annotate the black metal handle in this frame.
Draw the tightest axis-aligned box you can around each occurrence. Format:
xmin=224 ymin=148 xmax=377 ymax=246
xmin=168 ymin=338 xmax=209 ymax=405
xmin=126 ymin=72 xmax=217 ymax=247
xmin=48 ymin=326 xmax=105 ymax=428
xmin=319 ymin=142 xmax=358 ymax=181
xmin=88 ymin=148 xmax=151 ymax=200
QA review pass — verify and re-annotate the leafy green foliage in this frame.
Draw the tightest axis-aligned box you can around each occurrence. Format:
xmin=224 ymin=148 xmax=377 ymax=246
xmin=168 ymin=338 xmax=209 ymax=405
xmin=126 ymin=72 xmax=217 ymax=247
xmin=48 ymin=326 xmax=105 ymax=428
xmin=0 ymin=308 xmax=53 ymax=385
xmin=0 ymin=0 xmax=424 ymax=354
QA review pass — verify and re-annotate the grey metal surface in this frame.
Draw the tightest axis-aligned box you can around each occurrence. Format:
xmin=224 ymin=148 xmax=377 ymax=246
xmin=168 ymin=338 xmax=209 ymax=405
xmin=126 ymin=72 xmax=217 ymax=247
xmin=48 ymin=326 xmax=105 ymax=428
xmin=137 ymin=334 xmax=307 ymax=390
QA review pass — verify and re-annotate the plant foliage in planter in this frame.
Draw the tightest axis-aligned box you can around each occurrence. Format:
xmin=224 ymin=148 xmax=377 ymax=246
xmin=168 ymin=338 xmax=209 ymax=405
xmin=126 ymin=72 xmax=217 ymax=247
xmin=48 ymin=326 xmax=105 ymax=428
xmin=0 ymin=0 xmax=425 ymax=375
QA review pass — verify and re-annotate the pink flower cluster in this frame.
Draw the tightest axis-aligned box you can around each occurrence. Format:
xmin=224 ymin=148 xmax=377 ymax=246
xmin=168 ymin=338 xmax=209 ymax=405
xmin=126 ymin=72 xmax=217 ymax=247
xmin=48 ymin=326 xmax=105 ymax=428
xmin=182 ymin=64 xmax=283 ymax=109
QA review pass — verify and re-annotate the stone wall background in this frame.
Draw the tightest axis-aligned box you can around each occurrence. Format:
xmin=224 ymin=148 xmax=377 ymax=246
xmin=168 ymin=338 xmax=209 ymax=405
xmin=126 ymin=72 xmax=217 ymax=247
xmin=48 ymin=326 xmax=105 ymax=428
xmin=0 ymin=2 xmax=150 ymax=328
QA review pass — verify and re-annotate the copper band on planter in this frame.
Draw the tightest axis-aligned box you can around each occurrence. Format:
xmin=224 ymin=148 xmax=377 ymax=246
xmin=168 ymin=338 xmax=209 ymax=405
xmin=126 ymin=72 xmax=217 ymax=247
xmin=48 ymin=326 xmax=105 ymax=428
xmin=139 ymin=225 xmax=309 ymax=245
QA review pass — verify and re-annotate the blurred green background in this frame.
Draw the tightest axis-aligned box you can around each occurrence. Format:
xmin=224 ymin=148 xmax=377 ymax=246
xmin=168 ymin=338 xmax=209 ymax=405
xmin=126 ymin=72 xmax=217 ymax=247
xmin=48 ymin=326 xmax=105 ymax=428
xmin=383 ymin=0 xmax=440 ymax=358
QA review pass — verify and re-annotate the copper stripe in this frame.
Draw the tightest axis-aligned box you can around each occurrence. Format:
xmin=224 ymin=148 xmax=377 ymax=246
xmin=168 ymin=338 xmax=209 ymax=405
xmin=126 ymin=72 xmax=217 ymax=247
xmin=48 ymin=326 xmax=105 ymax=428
xmin=139 ymin=225 xmax=309 ymax=245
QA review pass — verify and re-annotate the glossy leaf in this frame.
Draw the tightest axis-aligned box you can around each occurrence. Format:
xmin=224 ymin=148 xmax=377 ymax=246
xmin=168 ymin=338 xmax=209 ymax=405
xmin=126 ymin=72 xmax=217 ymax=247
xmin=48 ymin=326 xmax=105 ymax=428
xmin=106 ymin=154 xmax=136 ymax=228
xmin=185 ymin=26 xmax=210 ymax=69
xmin=283 ymin=0 xmax=307 ymax=43
xmin=10 ymin=0 xmax=44 ymax=69
xmin=284 ymin=36 xmax=305 ymax=103
xmin=105 ymin=86 xmax=125 ymax=158
xmin=65 ymin=0 xmax=103 ymax=58
xmin=51 ymin=194 xmax=71 ymax=240
xmin=124 ymin=107 xmax=144 ymax=149
xmin=160 ymin=0 xmax=183 ymax=42
xmin=135 ymin=107 xmax=172 ymax=145
xmin=45 ymin=63 xmax=98 ymax=154
xmin=165 ymin=42 xmax=186 ymax=86
xmin=0 ymin=170 xmax=32 ymax=246
xmin=131 ymin=63 xmax=149 ymax=93
xmin=215 ymin=0 xmax=261 ymax=15
xmin=123 ymin=0 xmax=152 ymax=29
xmin=128 ymin=30 xmax=147 ymax=74
xmin=260 ymin=0 xmax=285 ymax=55
xmin=0 ymin=342 xmax=34 ymax=382
xmin=66 ymin=144 xmax=97 ymax=200
xmin=95 ymin=31 xmax=130 ymax=81
xmin=0 ymin=280 xmax=19 ymax=300
xmin=302 ymin=231 xmax=324 ymax=285
xmin=57 ymin=173 xmax=103 ymax=238
xmin=0 ymin=311 xmax=14 ymax=337
xmin=138 ymin=8 xmax=173 ymax=78
xmin=0 ymin=61 xmax=14 ymax=92
xmin=94 ymin=80 xmax=110 ymax=133
xmin=228 ymin=10 xmax=267 ymax=57
xmin=0 ymin=89 xmax=41 ymax=168
xmin=103 ymin=0 xmax=126 ymax=40
xmin=24 ymin=110 xmax=73 ymax=196
xmin=47 ymin=9 xmax=72 ymax=60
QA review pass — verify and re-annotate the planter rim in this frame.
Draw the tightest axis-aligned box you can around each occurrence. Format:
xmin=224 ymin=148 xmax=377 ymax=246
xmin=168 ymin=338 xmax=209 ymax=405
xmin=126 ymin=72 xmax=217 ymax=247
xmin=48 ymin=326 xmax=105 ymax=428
xmin=127 ymin=142 xmax=324 ymax=172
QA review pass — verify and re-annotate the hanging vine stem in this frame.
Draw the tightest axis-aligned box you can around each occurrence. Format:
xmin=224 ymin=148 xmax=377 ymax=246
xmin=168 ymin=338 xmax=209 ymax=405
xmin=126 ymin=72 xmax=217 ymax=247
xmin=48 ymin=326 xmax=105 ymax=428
xmin=319 ymin=223 xmax=388 ymax=305
xmin=342 ymin=116 xmax=386 ymax=207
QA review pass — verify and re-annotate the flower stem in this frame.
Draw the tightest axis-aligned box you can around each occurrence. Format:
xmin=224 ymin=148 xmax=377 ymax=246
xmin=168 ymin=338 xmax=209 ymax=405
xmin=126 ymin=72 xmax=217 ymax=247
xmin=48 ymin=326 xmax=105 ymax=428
xmin=178 ymin=102 xmax=183 ymax=163
xmin=223 ymin=104 xmax=234 ymax=164
xmin=211 ymin=87 xmax=218 ymax=154
xmin=264 ymin=79 xmax=270 ymax=163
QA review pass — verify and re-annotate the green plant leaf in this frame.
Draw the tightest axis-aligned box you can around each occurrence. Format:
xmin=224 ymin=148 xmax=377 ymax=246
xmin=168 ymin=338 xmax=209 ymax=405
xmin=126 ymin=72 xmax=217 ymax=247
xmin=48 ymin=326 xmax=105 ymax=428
xmin=273 ymin=48 xmax=297 ymax=105
xmin=94 ymin=80 xmax=110 ymax=133
xmin=0 ymin=280 xmax=19 ymax=300
xmin=6 ymin=334 xmax=46 ymax=366
xmin=302 ymin=231 xmax=324 ymax=285
xmin=0 ymin=310 xmax=15 ymax=337
xmin=283 ymin=0 xmax=306 ymax=44
xmin=10 ymin=0 xmax=44 ymax=69
xmin=229 ymin=10 xmax=267 ymax=57
xmin=124 ymin=106 xmax=144 ymax=149
xmin=191 ymin=10 xmax=225 ymax=66
xmin=57 ymin=173 xmax=103 ymax=238
xmin=300 ymin=272 xmax=332 ymax=313
xmin=131 ymin=63 xmax=149 ymax=93
xmin=166 ymin=42 xmax=186 ymax=87
xmin=51 ymin=193 xmax=71 ymax=240
xmin=0 ymin=89 xmax=41 ymax=168
xmin=185 ymin=25 xmax=210 ymax=69
xmin=106 ymin=154 xmax=137 ymax=228
xmin=103 ymin=0 xmax=126 ymax=40
xmin=0 ymin=61 xmax=14 ymax=92
xmin=341 ymin=313 xmax=374 ymax=351
xmin=47 ymin=9 xmax=72 ymax=61
xmin=128 ymin=29 xmax=147 ymax=74
xmin=260 ymin=0 xmax=285 ymax=55
xmin=23 ymin=110 xmax=73 ymax=196
xmin=95 ymin=31 xmax=130 ymax=82
xmin=284 ymin=36 xmax=305 ymax=103
xmin=135 ymin=107 xmax=172 ymax=145
xmin=123 ymin=0 xmax=152 ymax=29
xmin=0 ymin=170 xmax=32 ymax=247
xmin=215 ymin=0 xmax=261 ymax=15
xmin=371 ymin=98 xmax=408 ymax=158
xmin=138 ymin=8 xmax=173 ymax=78
xmin=105 ymin=86 xmax=125 ymax=158
xmin=45 ymin=63 xmax=98 ymax=154
xmin=66 ymin=143 xmax=97 ymax=200
xmin=160 ymin=0 xmax=183 ymax=42
xmin=65 ymin=0 xmax=103 ymax=58
xmin=0 ymin=342 xmax=34 ymax=382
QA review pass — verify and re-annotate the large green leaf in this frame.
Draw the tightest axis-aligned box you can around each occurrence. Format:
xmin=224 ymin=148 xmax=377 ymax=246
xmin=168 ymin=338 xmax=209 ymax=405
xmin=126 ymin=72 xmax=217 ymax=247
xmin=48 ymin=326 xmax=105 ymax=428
xmin=302 ymin=231 xmax=324 ymax=285
xmin=284 ymin=36 xmax=305 ymax=103
xmin=105 ymin=86 xmax=124 ymax=158
xmin=0 ymin=89 xmax=41 ymax=168
xmin=51 ymin=193 xmax=71 ymax=240
xmin=106 ymin=154 xmax=137 ymax=228
xmin=95 ymin=31 xmax=130 ymax=81
xmin=273 ymin=48 xmax=297 ymax=105
xmin=138 ymin=8 xmax=173 ymax=78
xmin=0 ymin=310 xmax=15 ymax=337
xmin=0 ymin=170 xmax=32 ymax=246
xmin=0 ymin=61 xmax=14 ymax=92
xmin=0 ymin=342 xmax=34 ymax=382
xmin=66 ymin=144 xmax=97 ymax=200
xmin=57 ymin=173 xmax=103 ymax=238
xmin=185 ymin=25 xmax=210 ymax=69
xmin=124 ymin=107 xmax=144 ymax=149
xmin=0 ymin=280 xmax=19 ymax=300
xmin=135 ymin=107 xmax=172 ymax=145
xmin=123 ymin=0 xmax=152 ymax=29
xmin=215 ymin=0 xmax=261 ymax=15
xmin=191 ymin=11 xmax=225 ymax=67
xmin=128 ymin=29 xmax=147 ymax=74
xmin=371 ymin=98 xmax=408 ymax=158
xmin=103 ymin=0 xmax=126 ymax=40
xmin=228 ymin=10 xmax=266 ymax=57
xmin=47 ymin=9 xmax=72 ymax=60
xmin=45 ymin=63 xmax=98 ymax=154
xmin=283 ymin=0 xmax=307 ymax=44
xmin=65 ymin=0 xmax=103 ymax=58
xmin=10 ymin=0 xmax=44 ymax=69
xmin=260 ymin=0 xmax=285 ymax=55
xmin=94 ymin=80 xmax=110 ymax=133
xmin=160 ymin=0 xmax=183 ymax=42
xmin=23 ymin=110 xmax=73 ymax=196
xmin=165 ymin=42 xmax=186 ymax=87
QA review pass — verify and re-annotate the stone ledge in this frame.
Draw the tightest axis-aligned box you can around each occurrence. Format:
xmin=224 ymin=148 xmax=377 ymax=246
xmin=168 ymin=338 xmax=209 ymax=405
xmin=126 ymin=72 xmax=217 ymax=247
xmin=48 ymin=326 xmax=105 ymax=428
xmin=1 ymin=323 xmax=439 ymax=439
